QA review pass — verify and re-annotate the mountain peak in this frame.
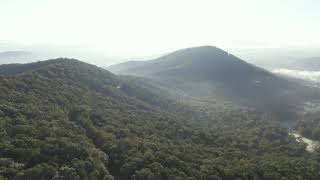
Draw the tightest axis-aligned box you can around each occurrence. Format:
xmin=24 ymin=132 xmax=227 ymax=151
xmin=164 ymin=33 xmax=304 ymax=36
xmin=162 ymin=45 xmax=229 ymax=59
xmin=108 ymin=46 xmax=253 ymax=78
xmin=180 ymin=45 xmax=220 ymax=50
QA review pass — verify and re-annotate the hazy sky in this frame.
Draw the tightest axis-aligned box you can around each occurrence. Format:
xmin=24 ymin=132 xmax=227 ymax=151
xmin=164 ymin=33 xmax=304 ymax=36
xmin=1 ymin=0 xmax=320 ymax=57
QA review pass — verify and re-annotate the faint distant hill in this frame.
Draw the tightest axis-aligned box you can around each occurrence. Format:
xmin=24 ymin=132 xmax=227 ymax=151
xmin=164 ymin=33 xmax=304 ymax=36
xmin=229 ymin=47 xmax=320 ymax=70
xmin=108 ymin=46 xmax=315 ymax=121
xmin=0 ymin=46 xmax=121 ymax=67
xmin=285 ymin=57 xmax=320 ymax=71
xmin=0 ymin=51 xmax=38 ymax=64
xmin=271 ymin=57 xmax=320 ymax=83
xmin=0 ymin=51 xmax=31 ymax=57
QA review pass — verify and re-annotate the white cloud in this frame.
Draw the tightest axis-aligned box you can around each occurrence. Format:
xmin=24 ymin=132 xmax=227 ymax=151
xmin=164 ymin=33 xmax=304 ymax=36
xmin=273 ymin=69 xmax=320 ymax=82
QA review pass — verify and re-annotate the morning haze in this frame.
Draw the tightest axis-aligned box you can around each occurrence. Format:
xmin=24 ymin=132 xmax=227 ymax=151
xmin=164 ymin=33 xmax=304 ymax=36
xmin=1 ymin=0 xmax=320 ymax=64
xmin=1 ymin=0 xmax=320 ymax=179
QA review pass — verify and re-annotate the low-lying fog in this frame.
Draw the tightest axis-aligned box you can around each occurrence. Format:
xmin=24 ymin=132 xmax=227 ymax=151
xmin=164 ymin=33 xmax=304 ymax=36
xmin=273 ymin=69 xmax=320 ymax=83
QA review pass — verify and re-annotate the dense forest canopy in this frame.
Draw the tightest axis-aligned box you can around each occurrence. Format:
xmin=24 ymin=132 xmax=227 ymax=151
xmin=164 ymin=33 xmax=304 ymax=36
xmin=0 ymin=58 xmax=320 ymax=180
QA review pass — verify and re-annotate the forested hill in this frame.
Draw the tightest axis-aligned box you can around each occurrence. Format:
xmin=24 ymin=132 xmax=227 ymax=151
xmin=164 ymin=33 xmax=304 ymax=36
xmin=1 ymin=58 xmax=320 ymax=180
xmin=108 ymin=46 xmax=262 ymax=78
xmin=108 ymin=46 xmax=315 ymax=122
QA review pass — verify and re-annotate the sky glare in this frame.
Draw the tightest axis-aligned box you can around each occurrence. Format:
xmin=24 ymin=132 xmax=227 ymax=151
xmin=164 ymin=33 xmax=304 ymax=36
xmin=1 ymin=0 xmax=320 ymax=56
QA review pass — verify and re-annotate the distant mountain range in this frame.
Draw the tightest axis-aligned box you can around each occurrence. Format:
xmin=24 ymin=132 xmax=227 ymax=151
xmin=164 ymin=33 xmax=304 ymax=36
xmin=0 ymin=47 xmax=121 ymax=66
xmin=0 ymin=51 xmax=37 ymax=64
xmin=283 ymin=57 xmax=320 ymax=71
xmin=0 ymin=51 xmax=31 ymax=57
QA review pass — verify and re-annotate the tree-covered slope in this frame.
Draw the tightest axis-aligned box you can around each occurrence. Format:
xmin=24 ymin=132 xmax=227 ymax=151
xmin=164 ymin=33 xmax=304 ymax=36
xmin=0 ymin=59 xmax=320 ymax=180
xmin=108 ymin=46 xmax=315 ymax=122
